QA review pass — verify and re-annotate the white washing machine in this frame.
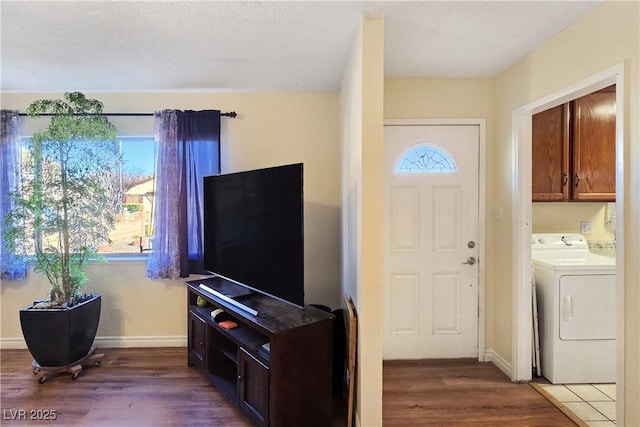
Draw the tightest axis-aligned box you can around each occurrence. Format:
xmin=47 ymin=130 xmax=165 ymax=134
xmin=532 ymin=233 xmax=616 ymax=384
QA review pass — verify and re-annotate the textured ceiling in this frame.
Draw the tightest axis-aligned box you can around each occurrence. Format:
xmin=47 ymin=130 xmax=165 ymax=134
xmin=0 ymin=1 xmax=603 ymax=93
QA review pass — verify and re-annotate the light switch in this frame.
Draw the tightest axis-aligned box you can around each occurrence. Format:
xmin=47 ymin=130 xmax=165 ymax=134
xmin=494 ymin=206 xmax=502 ymax=221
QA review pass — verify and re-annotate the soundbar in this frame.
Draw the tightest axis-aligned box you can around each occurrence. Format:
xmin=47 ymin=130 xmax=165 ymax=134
xmin=199 ymin=284 xmax=259 ymax=317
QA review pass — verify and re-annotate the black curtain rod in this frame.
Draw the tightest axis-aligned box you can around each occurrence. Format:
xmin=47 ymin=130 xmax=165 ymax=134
xmin=18 ymin=111 xmax=237 ymax=118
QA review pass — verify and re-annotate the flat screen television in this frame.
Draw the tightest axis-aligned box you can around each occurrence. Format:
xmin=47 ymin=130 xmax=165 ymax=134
xmin=203 ymin=163 xmax=304 ymax=308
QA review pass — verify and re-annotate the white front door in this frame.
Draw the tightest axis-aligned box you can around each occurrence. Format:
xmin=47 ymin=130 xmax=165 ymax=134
xmin=383 ymin=124 xmax=480 ymax=359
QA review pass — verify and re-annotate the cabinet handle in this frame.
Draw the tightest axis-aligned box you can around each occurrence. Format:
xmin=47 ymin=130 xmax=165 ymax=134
xmin=575 ymin=173 xmax=580 ymax=187
xmin=562 ymin=172 xmax=568 ymax=186
xmin=237 ymin=375 xmax=243 ymax=381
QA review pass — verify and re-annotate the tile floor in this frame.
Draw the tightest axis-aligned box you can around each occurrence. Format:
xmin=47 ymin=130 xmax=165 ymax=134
xmin=539 ymin=383 xmax=616 ymax=426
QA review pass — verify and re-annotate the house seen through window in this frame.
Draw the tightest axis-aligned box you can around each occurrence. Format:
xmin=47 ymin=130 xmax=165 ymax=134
xmin=20 ymin=135 xmax=157 ymax=255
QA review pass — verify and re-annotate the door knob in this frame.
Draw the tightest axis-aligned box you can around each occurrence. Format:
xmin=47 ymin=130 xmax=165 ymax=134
xmin=462 ymin=257 xmax=476 ymax=265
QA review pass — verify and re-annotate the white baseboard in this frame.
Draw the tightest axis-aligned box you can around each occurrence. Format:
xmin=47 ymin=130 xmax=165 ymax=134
xmin=1 ymin=335 xmax=187 ymax=350
xmin=484 ymin=348 xmax=513 ymax=379
xmin=0 ymin=337 xmax=27 ymax=349
xmin=95 ymin=336 xmax=187 ymax=348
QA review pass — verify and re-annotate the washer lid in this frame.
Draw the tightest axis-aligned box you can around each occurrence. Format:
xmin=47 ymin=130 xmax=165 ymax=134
xmin=531 ymin=233 xmax=616 ymax=268
xmin=532 ymin=256 xmax=615 ymax=270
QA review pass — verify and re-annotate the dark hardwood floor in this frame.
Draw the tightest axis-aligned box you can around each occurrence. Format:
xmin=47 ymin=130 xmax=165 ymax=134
xmin=383 ymin=359 xmax=576 ymax=426
xmin=1 ymin=348 xmax=574 ymax=426
xmin=1 ymin=347 xmax=251 ymax=426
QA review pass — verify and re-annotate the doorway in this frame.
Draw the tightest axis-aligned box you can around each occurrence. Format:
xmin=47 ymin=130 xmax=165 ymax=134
xmin=513 ymin=64 xmax=624 ymax=422
xmin=383 ymin=119 xmax=486 ymax=360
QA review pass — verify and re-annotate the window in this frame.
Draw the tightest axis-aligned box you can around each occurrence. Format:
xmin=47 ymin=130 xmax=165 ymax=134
xmin=109 ymin=136 xmax=157 ymax=254
xmin=19 ymin=136 xmax=157 ymax=255
xmin=394 ymin=144 xmax=458 ymax=175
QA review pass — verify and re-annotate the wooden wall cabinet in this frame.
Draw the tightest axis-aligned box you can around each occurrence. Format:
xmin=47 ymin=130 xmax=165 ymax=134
xmin=185 ymin=278 xmax=334 ymax=427
xmin=532 ymin=103 xmax=570 ymax=201
xmin=532 ymin=85 xmax=616 ymax=202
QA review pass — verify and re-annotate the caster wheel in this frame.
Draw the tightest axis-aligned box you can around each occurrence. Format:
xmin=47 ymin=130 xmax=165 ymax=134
xmin=71 ymin=372 xmax=79 ymax=380
xmin=33 ymin=368 xmax=40 ymax=375
xmin=94 ymin=360 xmax=102 ymax=366
xmin=39 ymin=376 xmax=46 ymax=384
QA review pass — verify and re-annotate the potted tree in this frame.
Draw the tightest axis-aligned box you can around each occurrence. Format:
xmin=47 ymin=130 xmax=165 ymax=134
xmin=2 ymin=92 xmax=120 ymax=369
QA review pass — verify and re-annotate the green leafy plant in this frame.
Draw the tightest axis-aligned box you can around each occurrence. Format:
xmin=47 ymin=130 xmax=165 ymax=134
xmin=3 ymin=92 xmax=120 ymax=307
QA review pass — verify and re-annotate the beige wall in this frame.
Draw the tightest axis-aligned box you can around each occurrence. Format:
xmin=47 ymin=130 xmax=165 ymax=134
xmin=1 ymin=262 xmax=192 ymax=347
xmin=385 ymin=77 xmax=494 ymax=119
xmin=339 ymin=15 xmax=385 ymax=427
xmin=0 ymin=91 xmax=343 ymax=345
xmin=340 ymin=27 xmax=364 ymax=308
xmin=532 ymin=202 xmax=616 ymax=241
xmin=493 ymin=1 xmax=639 ymax=424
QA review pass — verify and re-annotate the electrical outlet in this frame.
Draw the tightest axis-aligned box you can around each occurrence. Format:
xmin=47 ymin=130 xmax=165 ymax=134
xmin=580 ymin=221 xmax=594 ymax=235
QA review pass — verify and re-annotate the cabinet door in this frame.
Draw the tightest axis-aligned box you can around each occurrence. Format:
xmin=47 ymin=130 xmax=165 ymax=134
xmin=572 ymin=86 xmax=616 ymax=201
xmin=532 ymin=103 xmax=570 ymax=201
xmin=188 ymin=312 xmax=206 ymax=370
xmin=238 ymin=347 xmax=269 ymax=427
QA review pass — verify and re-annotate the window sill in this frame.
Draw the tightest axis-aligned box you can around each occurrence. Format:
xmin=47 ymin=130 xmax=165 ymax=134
xmin=103 ymin=253 xmax=148 ymax=263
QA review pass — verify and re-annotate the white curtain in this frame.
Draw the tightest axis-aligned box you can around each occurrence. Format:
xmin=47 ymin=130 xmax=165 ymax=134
xmin=147 ymin=110 xmax=181 ymax=279
xmin=1 ymin=110 xmax=26 ymax=279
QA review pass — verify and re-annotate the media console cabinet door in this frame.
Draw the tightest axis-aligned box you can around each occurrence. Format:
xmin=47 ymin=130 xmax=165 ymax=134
xmin=188 ymin=312 xmax=206 ymax=369
xmin=238 ymin=347 xmax=269 ymax=427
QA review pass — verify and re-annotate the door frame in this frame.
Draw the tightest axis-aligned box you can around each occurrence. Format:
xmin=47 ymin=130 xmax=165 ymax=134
xmin=383 ymin=118 xmax=487 ymax=360
xmin=512 ymin=63 xmax=625 ymax=422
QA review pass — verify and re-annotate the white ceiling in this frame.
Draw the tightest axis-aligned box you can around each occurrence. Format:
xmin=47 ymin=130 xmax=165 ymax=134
xmin=1 ymin=1 xmax=603 ymax=93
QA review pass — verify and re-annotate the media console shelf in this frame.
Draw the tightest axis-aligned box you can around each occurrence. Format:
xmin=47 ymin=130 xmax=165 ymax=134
xmin=185 ymin=277 xmax=334 ymax=427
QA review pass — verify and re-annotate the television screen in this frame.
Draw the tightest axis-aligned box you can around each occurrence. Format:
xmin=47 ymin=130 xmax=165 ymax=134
xmin=203 ymin=163 xmax=304 ymax=307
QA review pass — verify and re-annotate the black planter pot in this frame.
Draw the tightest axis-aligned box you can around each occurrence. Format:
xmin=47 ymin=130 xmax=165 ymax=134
xmin=20 ymin=294 xmax=101 ymax=367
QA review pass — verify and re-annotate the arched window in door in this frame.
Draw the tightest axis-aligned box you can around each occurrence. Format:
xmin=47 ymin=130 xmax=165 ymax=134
xmin=394 ymin=143 xmax=458 ymax=174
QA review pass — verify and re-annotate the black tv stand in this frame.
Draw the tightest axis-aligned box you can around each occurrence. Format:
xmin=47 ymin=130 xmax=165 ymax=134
xmin=185 ymin=278 xmax=334 ymax=427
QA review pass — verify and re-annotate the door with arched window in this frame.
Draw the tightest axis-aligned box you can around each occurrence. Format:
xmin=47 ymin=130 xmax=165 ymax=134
xmin=383 ymin=124 xmax=480 ymax=359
